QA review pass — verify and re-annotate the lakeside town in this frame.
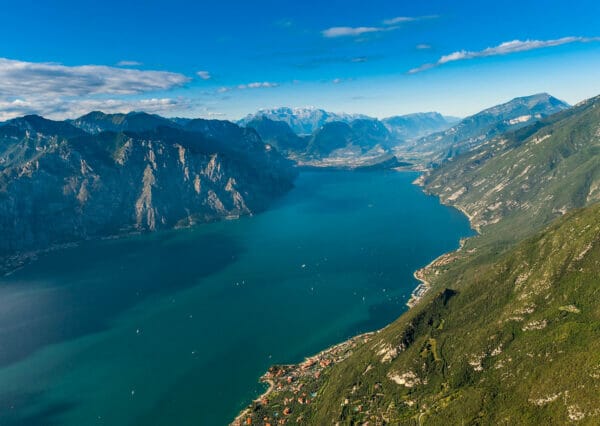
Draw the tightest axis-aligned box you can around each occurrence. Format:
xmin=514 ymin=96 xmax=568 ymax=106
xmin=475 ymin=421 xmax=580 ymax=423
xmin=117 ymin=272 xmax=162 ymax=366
xmin=232 ymin=333 xmax=375 ymax=426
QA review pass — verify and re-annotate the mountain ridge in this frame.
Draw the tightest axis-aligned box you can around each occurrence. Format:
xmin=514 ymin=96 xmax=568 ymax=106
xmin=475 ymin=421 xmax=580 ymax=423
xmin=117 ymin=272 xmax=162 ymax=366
xmin=399 ymin=93 xmax=570 ymax=165
xmin=0 ymin=114 xmax=297 ymax=269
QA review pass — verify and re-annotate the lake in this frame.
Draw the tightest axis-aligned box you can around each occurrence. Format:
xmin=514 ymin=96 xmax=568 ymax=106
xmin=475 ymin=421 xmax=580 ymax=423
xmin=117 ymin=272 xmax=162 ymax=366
xmin=0 ymin=170 xmax=473 ymax=425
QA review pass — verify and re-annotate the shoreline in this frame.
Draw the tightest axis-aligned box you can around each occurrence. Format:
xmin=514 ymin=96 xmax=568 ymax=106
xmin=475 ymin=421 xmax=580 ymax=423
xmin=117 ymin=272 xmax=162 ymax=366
xmin=231 ymin=379 xmax=275 ymax=426
xmin=406 ymin=173 xmax=480 ymax=307
xmin=0 ymin=209 xmax=260 ymax=277
xmin=231 ymin=169 xmax=479 ymax=423
xmin=230 ymin=332 xmax=375 ymax=426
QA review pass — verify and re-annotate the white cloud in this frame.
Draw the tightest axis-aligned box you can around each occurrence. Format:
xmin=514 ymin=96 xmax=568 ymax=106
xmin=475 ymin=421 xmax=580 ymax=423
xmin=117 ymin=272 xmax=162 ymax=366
xmin=196 ymin=70 xmax=211 ymax=80
xmin=409 ymin=36 xmax=600 ymax=73
xmin=0 ymin=58 xmax=190 ymax=98
xmin=218 ymin=82 xmax=279 ymax=92
xmin=0 ymin=57 xmax=192 ymax=120
xmin=322 ymin=15 xmax=437 ymax=38
xmin=332 ymin=78 xmax=342 ymax=84
xmin=383 ymin=15 xmax=438 ymax=25
xmin=242 ymin=82 xmax=279 ymax=89
xmin=416 ymin=43 xmax=432 ymax=50
xmin=322 ymin=26 xmax=386 ymax=38
xmin=383 ymin=16 xmax=416 ymax=25
xmin=0 ymin=97 xmax=189 ymax=121
xmin=116 ymin=60 xmax=143 ymax=66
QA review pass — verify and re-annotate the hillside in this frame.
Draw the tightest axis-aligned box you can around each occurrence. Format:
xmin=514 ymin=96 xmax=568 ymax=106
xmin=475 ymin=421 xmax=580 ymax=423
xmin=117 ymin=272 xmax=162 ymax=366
xmin=398 ymin=93 xmax=570 ymax=166
xmin=245 ymin=116 xmax=307 ymax=153
xmin=421 ymin=94 xmax=600 ymax=245
xmin=69 ymin=111 xmax=178 ymax=134
xmin=294 ymin=119 xmax=395 ymax=168
xmin=306 ymin=119 xmax=392 ymax=155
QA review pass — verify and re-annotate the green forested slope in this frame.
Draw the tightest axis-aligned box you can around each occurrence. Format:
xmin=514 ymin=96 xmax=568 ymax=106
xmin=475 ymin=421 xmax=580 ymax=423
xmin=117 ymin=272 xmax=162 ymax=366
xmin=421 ymin=95 xmax=600 ymax=247
xmin=310 ymin=203 xmax=600 ymax=425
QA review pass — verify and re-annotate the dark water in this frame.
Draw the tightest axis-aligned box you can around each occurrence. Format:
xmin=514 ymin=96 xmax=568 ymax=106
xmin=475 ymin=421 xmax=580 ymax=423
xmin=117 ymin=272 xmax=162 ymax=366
xmin=0 ymin=170 xmax=473 ymax=425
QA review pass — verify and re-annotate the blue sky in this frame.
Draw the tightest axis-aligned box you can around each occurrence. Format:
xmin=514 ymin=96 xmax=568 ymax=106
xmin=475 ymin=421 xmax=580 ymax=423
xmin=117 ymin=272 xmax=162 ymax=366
xmin=1 ymin=0 xmax=599 ymax=120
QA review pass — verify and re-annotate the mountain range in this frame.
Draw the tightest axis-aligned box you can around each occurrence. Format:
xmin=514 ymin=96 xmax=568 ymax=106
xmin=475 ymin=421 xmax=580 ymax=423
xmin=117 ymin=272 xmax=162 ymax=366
xmin=420 ymin=95 xmax=600 ymax=244
xmin=399 ymin=93 xmax=570 ymax=165
xmin=240 ymin=107 xmax=459 ymax=143
xmin=0 ymin=94 xmax=579 ymax=268
xmin=242 ymin=109 xmax=460 ymax=167
xmin=0 ymin=113 xmax=296 ymax=269
xmin=238 ymin=107 xmax=371 ymax=135
xmin=239 ymin=97 xmax=570 ymax=169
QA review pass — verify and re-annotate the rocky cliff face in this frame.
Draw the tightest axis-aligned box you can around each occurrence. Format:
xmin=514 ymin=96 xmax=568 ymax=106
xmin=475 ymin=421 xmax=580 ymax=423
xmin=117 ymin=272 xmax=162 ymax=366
xmin=0 ymin=115 xmax=296 ymax=263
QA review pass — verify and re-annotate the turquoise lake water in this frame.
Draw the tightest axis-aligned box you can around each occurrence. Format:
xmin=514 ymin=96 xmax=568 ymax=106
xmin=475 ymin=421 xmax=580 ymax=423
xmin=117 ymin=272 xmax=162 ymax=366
xmin=0 ymin=170 xmax=473 ymax=425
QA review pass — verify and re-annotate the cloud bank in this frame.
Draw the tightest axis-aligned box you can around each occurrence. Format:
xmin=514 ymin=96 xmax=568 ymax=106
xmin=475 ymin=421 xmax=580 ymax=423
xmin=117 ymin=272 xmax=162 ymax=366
xmin=0 ymin=58 xmax=190 ymax=97
xmin=0 ymin=58 xmax=191 ymax=120
xmin=409 ymin=36 xmax=600 ymax=73
xmin=0 ymin=97 xmax=190 ymax=121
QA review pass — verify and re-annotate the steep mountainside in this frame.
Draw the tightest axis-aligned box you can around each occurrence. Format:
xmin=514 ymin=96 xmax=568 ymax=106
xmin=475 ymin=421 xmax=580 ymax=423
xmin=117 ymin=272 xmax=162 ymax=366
xmin=244 ymin=116 xmax=307 ymax=153
xmin=234 ymin=94 xmax=600 ymax=425
xmin=383 ymin=112 xmax=459 ymax=141
xmin=421 ymin=95 xmax=600 ymax=244
xmin=306 ymin=121 xmax=354 ymax=156
xmin=69 ymin=111 xmax=178 ymax=134
xmin=305 ymin=119 xmax=392 ymax=158
xmin=239 ymin=107 xmax=371 ymax=135
xmin=0 ymin=115 xmax=296 ymax=267
xmin=350 ymin=119 xmax=394 ymax=149
xmin=400 ymin=93 xmax=569 ymax=165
